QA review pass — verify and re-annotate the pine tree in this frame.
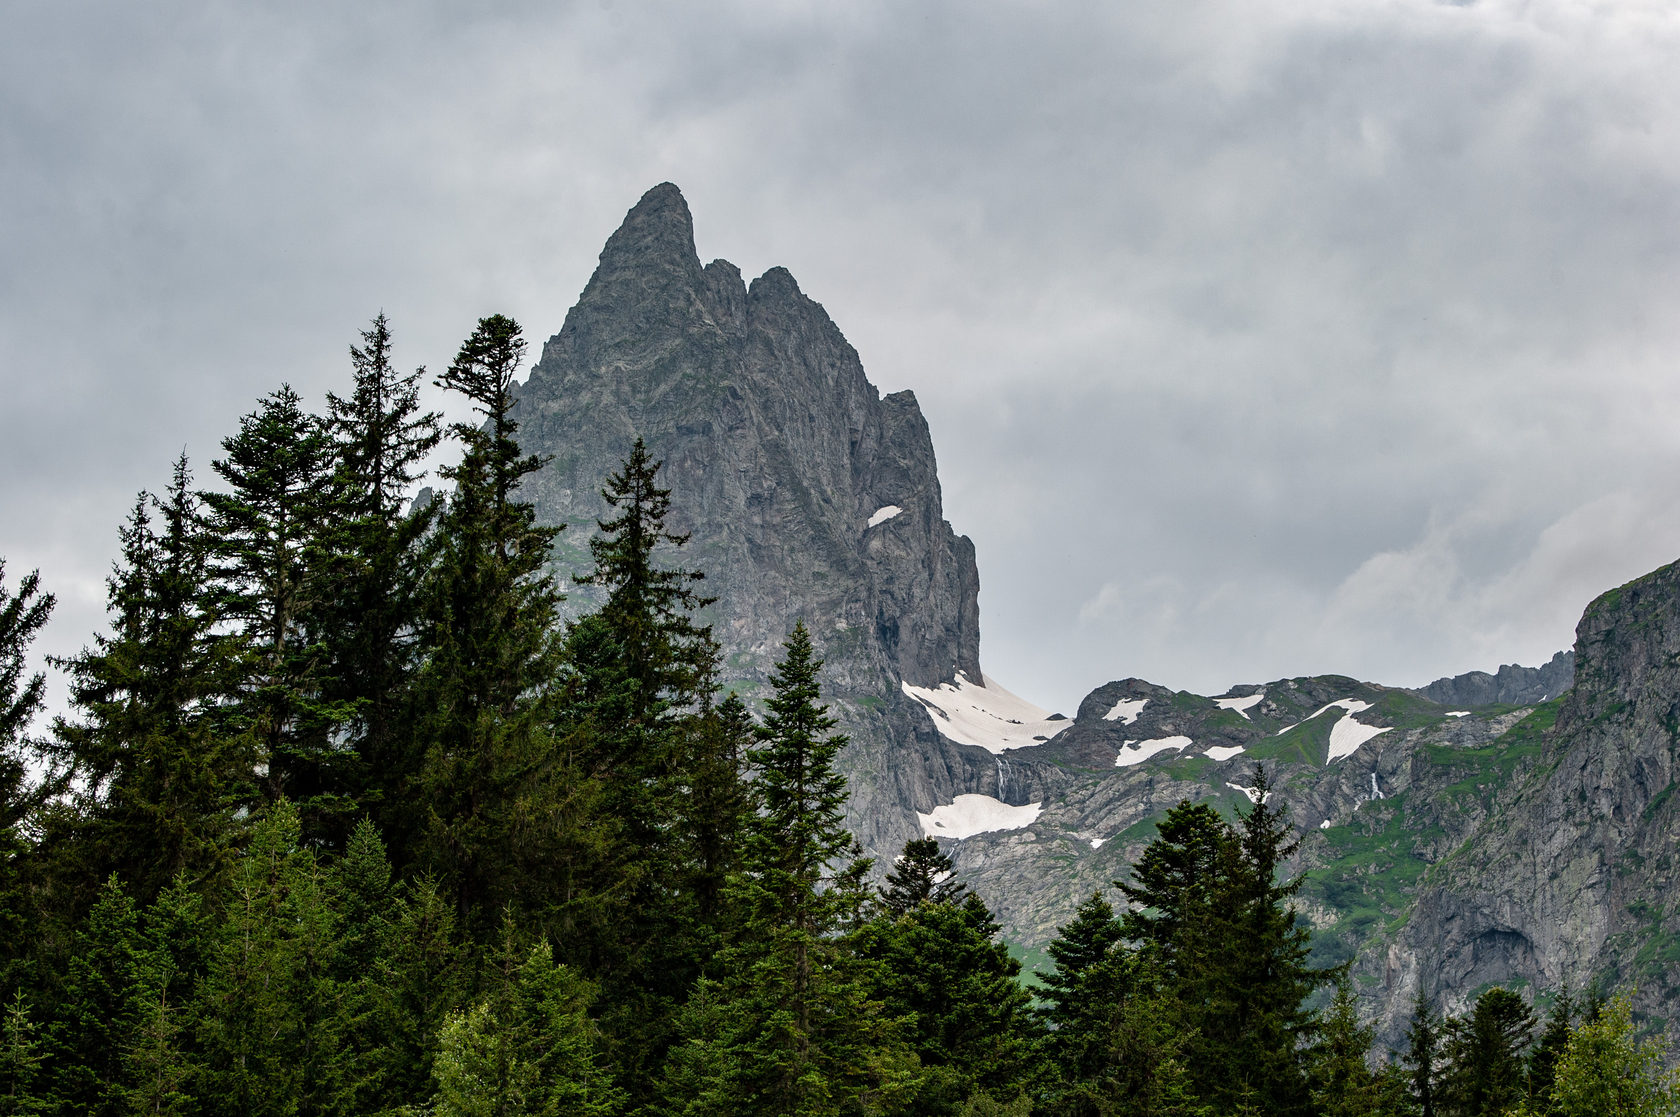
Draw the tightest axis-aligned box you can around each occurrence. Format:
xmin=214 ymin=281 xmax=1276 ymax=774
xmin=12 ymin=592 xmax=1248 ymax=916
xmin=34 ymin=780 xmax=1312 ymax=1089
xmin=1308 ymin=978 xmax=1380 ymax=1117
xmin=415 ymin=314 xmax=565 ymax=930
xmin=1546 ymin=992 xmax=1680 ymax=1117
xmin=48 ymin=875 xmax=147 ymax=1116
xmin=0 ymin=992 xmax=44 ymax=1117
xmin=656 ymin=625 xmax=916 ymax=1116
xmin=1437 ymin=987 xmax=1536 ymax=1117
xmin=1036 ymin=892 xmax=1129 ymax=1090
xmin=852 ymin=891 xmax=1035 ymax=1112
xmin=317 ymin=314 xmax=441 ymax=853
xmin=1527 ymin=987 xmax=1575 ymax=1115
xmin=50 ymin=461 xmax=254 ymax=902
xmin=201 ymin=384 xmax=343 ymax=826
xmin=432 ymin=933 xmax=623 ymax=1117
xmin=0 ymin=562 xmax=54 ymax=985
xmin=880 ymin=837 xmax=966 ymax=917
xmin=1404 ymin=989 xmax=1441 ymax=1117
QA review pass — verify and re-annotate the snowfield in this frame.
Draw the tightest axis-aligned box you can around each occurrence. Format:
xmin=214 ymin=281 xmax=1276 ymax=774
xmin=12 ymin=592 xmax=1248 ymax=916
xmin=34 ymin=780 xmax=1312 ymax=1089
xmin=1213 ymin=692 xmax=1264 ymax=718
xmin=1326 ymin=716 xmax=1391 ymax=763
xmin=1103 ymin=697 xmax=1148 ymax=724
xmin=917 ymin=794 xmax=1043 ymax=840
xmin=1115 ymin=736 xmax=1193 ymax=767
xmin=1203 ymin=745 xmax=1246 ymax=762
xmin=866 ymin=504 xmax=903 ymax=527
xmin=901 ymin=672 xmax=1071 ymax=754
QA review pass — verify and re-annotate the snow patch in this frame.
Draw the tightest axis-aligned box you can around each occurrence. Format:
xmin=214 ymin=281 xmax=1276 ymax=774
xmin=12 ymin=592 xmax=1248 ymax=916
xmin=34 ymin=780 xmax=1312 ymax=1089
xmin=1203 ymin=745 xmax=1246 ymax=762
xmin=1227 ymin=782 xmax=1272 ymax=804
xmin=1320 ymin=819 xmax=1332 ymax=830
xmin=1116 ymin=736 xmax=1193 ymax=767
xmin=1446 ymin=710 xmax=1470 ymax=717
xmin=867 ymin=504 xmax=903 ymax=528
xmin=1104 ymin=697 xmax=1148 ymax=724
xmin=1326 ymin=717 xmax=1391 ymax=763
xmin=1090 ymin=838 xmax=1106 ymax=850
xmin=1275 ymin=697 xmax=1374 ymax=736
xmin=1213 ymin=692 xmax=1264 ymax=718
xmin=917 ymin=794 xmax=1042 ymax=840
xmin=902 ymin=673 xmax=1071 ymax=754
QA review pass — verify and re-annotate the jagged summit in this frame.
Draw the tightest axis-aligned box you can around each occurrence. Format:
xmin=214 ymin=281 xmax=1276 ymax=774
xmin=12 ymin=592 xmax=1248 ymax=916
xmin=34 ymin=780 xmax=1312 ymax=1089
xmin=514 ymin=185 xmax=988 ymax=854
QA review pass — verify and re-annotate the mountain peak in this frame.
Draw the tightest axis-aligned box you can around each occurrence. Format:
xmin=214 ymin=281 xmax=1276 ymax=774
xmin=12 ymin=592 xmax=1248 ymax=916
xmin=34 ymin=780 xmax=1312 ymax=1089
xmin=594 ymin=182 xmax=700 ymax=276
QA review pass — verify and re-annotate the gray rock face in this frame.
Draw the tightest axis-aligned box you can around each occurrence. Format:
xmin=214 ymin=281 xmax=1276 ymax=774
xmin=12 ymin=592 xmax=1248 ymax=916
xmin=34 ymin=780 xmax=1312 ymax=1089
xmin=1413 ymin=650 xmax=1574 ymax=709
xmin=511 ymin=183 xmax=986 ymax=854
xmin=1377 ymin=564 xmax=1680 ymax=1043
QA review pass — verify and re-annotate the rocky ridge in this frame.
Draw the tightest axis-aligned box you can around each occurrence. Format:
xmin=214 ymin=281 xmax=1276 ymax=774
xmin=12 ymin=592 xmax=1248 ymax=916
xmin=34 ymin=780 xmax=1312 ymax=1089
xmin=514 ymin=183 xmax=1679 ymax=1046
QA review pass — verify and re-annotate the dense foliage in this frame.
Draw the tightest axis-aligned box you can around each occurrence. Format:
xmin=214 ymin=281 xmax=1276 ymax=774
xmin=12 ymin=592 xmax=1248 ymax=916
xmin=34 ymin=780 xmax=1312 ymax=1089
xmin=0 ymin=314 xmax=1669 ymax=1116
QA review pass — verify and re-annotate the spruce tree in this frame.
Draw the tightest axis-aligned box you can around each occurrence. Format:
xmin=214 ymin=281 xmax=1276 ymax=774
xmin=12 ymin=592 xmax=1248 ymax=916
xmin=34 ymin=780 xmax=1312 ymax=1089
xmin=0 ymin=563 xmax=54 ymax=985
xmin=1437 ymin=987 xmax=1535 ymax=1117
xmin=415 ymin=314 xmax=565 ymax=930
xmin=1308 ymin=978 xmax=1379 ymax=1117
xmin=657 ymin=624 xmax=916 ymax=1116
xmin=50 ymin=460 xmax=254 ymax=902
xmin=880 ymin=837 xmax=966 ymax=917
xmin=1036 ymin=892 xmax=1129 ymax=1088
xmin=317 ymin=314 xmax=441 ymax=852
xmin=201 ymin=384 xmax=345 ymax=831
xmin=1404 ymin=989 xmax=1441 ymax=1117
xmin=0 ymin=991 xmax=44 ymax=1117
xmin=1527 ymin=987 xmax=1575 ymax=1114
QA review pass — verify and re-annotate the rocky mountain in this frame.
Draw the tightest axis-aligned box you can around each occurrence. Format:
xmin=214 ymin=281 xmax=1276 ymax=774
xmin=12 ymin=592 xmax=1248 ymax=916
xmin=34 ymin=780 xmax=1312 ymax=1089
xmin=1412 ymin=650 xmax=1574 ymax=709
xmin=511 ymin=183 xmax=994 ymax=855
xmin=516 ymin=182 xmax=1679 ymax=1045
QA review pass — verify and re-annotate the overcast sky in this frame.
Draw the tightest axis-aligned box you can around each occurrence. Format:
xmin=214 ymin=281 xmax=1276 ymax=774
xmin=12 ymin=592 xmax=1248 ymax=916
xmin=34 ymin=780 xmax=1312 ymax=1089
xmin=5 ymin=0 xmax=1680 ymax=716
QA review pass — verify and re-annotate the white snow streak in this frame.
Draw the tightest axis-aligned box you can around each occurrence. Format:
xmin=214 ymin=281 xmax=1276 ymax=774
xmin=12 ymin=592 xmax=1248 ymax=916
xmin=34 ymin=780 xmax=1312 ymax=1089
xmin=1446 ymin=711 xmax=1470 ymax=717
xmin=1203 ymin=745 xmax=1246 ymax=762
xmin=1227 ymin=782 xmax=1273 ymax=804
xmin=1103 ymin=697 xmax=1148 ymax=724
xmin=1116 ymin=736 xmax=1193 ymax=767
xmin=1090 ymin=837 xmax=1106 ymax=850
xmin=867 ymin=505 xmax=903 ymax=528
xmin=1213 ymin=693 xmax=1264 ymax=718
xmin=917 ymin=794 xmax=1042 ymax=840
xmin=901 ymin=672 xmax=1071 ymax=754
xmin=1326 ymin=716 xmax=1392 ymax=763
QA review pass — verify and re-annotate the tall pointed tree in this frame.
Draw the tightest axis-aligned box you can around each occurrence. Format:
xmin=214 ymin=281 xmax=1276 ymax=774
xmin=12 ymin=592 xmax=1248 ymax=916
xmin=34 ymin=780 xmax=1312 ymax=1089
xmin=316 ymin=314 xmax=441 ymax=851
xmin=0 ymin=562 xmax=54 ymax=981
xmin=201 ymin=384 xmax=343 ymax=828
xmin=50 ymin=460 xmax=253 ymax=901
xmin=415 ymin=314 xmax=565 ymax=929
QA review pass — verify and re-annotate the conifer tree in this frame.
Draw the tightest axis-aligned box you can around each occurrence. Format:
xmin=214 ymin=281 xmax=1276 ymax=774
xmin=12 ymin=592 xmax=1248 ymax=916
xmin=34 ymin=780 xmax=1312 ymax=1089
xmin=1527 ymin=987 xmax=1575 ymax=1114
xmin=432 ymin=932 xmax=622 ymax=1117
xmin=1404 ymin=989 xmax=1442 ymax=1117
xmin=201 ymin=383 xmax=341 ymax=823
xmin=1036 ymin=892 xmax=1129 ymax=1086
xmin=50 ymin=461 xmax=254 ymax=901
xmin=415 ymin=315 xmax=565 ymax=930
xmin=1546 ymin=992 xmax=1680 ymax=1117
xmin=658 ymin=624 xmax=916 ymax=1116
xmin=48 ymin=875 xmax=147 ymax=1117
xmin=0 ymin=991 xmax=44 ymax=1117
xmin=317 ymin=314 xmax=441 ymax=851
xmin=0 ymin=562 xmax=53 ymax=983
xmin=1437 ymin=987 xmax=1535 ymax=1117
xmin=853 ymin=890 xmax=1034 ymax=1112
xmin=880 ymin=837 xmax=966 ymax=916
xmin=1308 ymin=978 xmax=1380 ymax=1117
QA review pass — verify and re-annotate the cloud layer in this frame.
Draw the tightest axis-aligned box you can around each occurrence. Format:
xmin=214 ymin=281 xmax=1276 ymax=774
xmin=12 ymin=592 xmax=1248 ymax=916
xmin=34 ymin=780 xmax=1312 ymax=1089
xmin=5 ymin=0 xmax=1679 ymax=714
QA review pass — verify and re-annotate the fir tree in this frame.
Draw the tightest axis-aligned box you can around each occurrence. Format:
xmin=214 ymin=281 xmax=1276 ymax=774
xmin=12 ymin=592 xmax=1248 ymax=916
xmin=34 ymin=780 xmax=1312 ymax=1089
xmin=0 ymin=562 xmax=54 ymax=985
xmin=1036 ymin=892 xmax=1129 ymax=1091
xmin=880 ymin=837 xmax=966 ymax=917
xmin=1404 ymin=989 xmax=1441 ymax=1117
xmin=50 ymin=461 xmax=254 ymax=902
xmin=415 ymin=314 xmax=565 ymax=930
xmin=1527 ymin=987 xmax=1575 ymax=1115
xmin=0 ymin=992 xmax=44 ymax=1117
xmin=1308 ymin=978 xmax=1380 ymax=1117
xmin=201 ymin=383 xmax=343 ymax=825
xmin=1437 ymin=987 xmax=1535 ymax=1117
xmin=317 ymin=314 xmax=441 ymax=852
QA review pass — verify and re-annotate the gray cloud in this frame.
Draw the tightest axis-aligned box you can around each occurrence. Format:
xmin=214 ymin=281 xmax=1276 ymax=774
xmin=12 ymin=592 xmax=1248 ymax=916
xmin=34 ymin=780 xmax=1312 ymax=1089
xmin=4 ymin=0 xmax=1679 ymax=717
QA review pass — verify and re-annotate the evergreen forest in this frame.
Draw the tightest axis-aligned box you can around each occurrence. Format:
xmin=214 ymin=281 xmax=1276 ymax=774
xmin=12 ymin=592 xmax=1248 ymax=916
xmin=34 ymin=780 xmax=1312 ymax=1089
xmin=0 ymin=314 xmax=1674 ymax=1116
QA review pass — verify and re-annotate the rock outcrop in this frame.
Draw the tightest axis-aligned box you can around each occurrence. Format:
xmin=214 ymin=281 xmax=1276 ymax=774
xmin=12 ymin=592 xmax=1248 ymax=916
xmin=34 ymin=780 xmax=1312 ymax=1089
xmin=511 ymin=183 xmax=991 ymax=853
xmin=1413 ymin=650 xmax=1574 ymax=709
